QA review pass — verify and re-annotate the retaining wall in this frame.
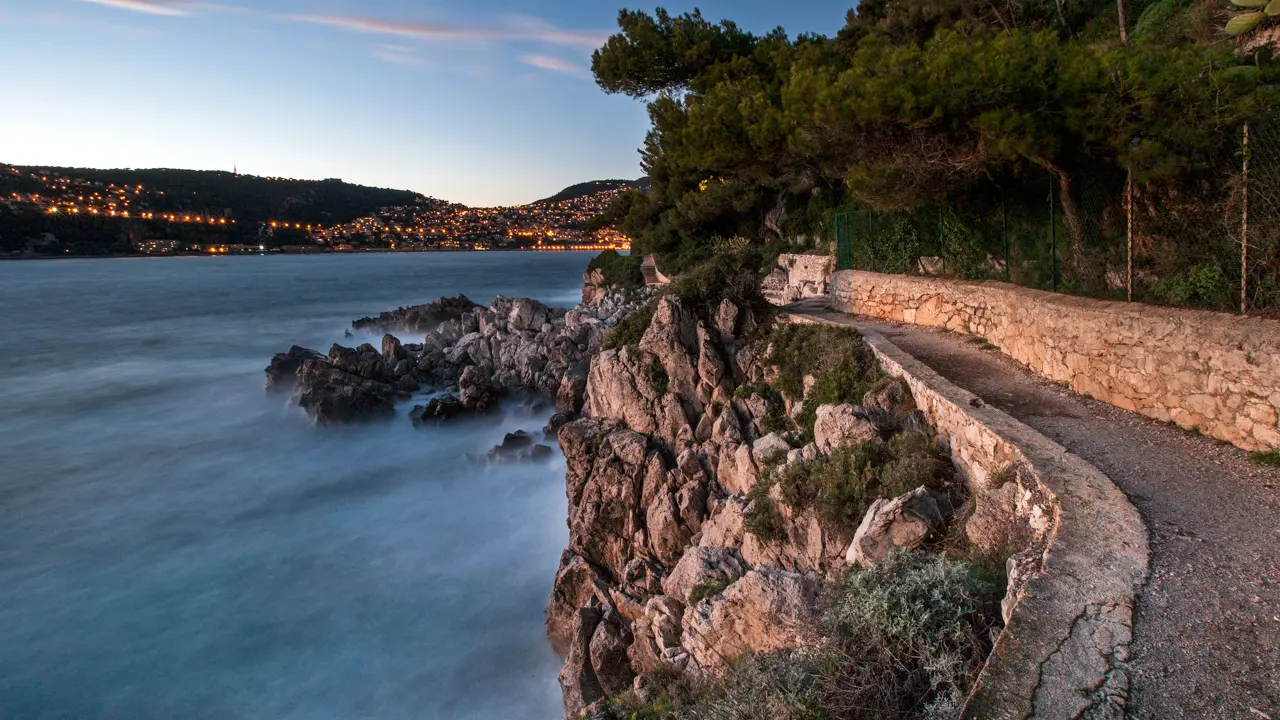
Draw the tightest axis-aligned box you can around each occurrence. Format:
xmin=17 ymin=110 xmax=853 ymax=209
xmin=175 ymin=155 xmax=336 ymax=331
xmin=831 ymin=270 xmax=1280 ymax=452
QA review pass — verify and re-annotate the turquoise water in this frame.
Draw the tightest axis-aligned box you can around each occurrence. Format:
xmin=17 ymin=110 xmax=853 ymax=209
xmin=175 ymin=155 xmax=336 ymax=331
xmin=0 ymin=253 xmax=591 ymax=720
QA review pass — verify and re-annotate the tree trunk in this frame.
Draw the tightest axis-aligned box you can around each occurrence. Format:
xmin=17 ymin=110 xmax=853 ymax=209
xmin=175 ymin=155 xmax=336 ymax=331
xmin=1055 ymin=171 xmax=1090 ymax=277
xmin=1118 ymin=0 xmax=1129 ymax=42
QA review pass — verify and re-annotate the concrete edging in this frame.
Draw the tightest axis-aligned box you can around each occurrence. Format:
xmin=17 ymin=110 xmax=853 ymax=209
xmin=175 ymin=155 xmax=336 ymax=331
xmin=785 ymin=312 xmax=1151 ymax=720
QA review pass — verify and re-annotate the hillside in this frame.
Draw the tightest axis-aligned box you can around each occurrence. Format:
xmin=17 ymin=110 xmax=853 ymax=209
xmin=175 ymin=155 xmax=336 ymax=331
xmin=532 ymin=178 xmax=648 ymax=206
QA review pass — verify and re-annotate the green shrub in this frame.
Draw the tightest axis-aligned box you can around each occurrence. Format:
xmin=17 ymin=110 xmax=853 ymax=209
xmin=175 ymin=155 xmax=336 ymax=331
xmin=604 ymin=301 xmax=656 ymax=350
xmin=735 ymin=383 xmax=792 ymax=435
xmin=672 ymin=248 xmax=766 ymax=321
xmin=688 ymin=573 xmax=735 ymax=606
xmin=1252 ymin=449 xmax=1280 ymax=468
xmin=819 ymin=551 xmax=1003 ymax=719
xmin=685 ymin=653 xmax=829 ymax=720
xmin=1153 ymin=263 xmax=1232 ymax=309
xmin=588 ymin=250 xmax=644 ymax=288
xmin=744 ymin=478 xmax=786 ymax=542
xmin=765 ymin=326 xmax=883 ymax=435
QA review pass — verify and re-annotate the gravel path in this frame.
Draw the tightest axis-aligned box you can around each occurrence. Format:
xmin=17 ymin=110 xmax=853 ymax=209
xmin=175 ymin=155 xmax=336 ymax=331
xmin=789 ymin=302 xmax=1280 ymax=720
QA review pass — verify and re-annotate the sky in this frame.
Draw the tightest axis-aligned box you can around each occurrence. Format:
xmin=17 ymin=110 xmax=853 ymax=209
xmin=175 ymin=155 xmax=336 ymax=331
xmin=0 ymin=0 xmax=854 ymax=206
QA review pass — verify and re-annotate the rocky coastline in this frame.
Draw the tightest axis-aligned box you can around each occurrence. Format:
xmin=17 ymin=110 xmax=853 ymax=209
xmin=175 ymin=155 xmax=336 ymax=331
xmin=264 ymin=269 xmax=1014 ymax=719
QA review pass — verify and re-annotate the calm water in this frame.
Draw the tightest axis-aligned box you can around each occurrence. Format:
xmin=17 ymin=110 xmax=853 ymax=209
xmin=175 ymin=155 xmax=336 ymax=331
xmin=0 ymin=253 xmax=593 ymax=720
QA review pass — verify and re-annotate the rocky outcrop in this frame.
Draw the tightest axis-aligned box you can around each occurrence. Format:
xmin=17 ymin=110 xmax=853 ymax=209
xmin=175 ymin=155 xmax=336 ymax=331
xmin=846 ymin=486 xmax=948 ymax=567
xmin=267 ymin=288 xmax=652 ymax=424
xmin=680 ymin=568 xmax=820 ymax=672
xmin=814 ymin=403 xmax=883 ymax=452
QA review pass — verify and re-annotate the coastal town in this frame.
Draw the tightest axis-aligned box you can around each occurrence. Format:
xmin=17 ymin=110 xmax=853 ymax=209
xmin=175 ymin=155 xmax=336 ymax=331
xmin=0 ymin=164 xmax=633 ymax=256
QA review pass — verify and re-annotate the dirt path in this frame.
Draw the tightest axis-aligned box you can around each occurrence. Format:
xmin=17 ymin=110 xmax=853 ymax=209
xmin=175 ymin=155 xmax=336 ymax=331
xmin=787 ymin=301 xmax=1280 ymax=720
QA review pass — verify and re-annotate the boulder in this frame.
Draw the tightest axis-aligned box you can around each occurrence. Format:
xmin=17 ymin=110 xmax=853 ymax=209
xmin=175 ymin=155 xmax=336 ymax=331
xmin=381 ymin=333 xmax=408 ymax=364
xmin=814 ymin=404 xmax=883 ymax=452
xmin=846 ymin=486 xmax=947 ymax=567
xmin=265 ymin=345 xmax=324 ymax=389
xmin=638 ymin=296 xmax=703 ymax=408
xmin=352 ymin=294 xmax=481 ymax=335
xmin=295 ymin=360 xmax=396 ymax=424
xmin=589 ymin=611 xmax=636 ymax=696
xmin=752 ymin=433 xmax=792 ymax=467
xmin=545 ymin=412 xmax=577 ymax=436
xmin=717 ymin=443 xmax=758 ymax=496
xmin=546 ymin=552 xmax=610 ymax=655
xmin=661 ymin=547 xmax=749 ymax=606
xmin=458 ymin=365 xmax=498 ymax=412
xmin=681 ymin=568 xmax=819 ymax=672
xmin=627 ymin=596 xmax=685 ymax=675
xmin=409 ymin=395 xmax=464 ymax=424
xmin=558 ymin=607 xmax=605 ymax=717
xmin=557 ymin=363 xmax=589 ymax=414
xmin=508 ymin=298 xmax=551 ymax=332
xmin=715 ymin=299 xmax=739 ymax=339
xmin=862 ymin=378 xmax=917 ymax=418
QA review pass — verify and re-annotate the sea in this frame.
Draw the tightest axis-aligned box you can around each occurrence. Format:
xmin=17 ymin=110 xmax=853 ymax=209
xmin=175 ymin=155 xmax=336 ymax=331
xmin=0 ymin=252 xmax=596 ymax=720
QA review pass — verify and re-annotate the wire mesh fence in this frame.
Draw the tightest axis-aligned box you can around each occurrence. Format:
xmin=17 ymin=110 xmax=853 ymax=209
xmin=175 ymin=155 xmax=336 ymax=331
xmin=833 ymin=117 xmax=1279 ymax=316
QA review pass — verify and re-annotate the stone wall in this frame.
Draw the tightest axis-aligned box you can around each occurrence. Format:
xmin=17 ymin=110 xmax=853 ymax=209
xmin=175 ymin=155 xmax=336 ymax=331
xmin=786 ymin=312 xmax=1150 ymax=719
xmin=763 ymin=253 xmax=831 ymax=306
xmin=832 ymin=270 xmax=1280 ymax=452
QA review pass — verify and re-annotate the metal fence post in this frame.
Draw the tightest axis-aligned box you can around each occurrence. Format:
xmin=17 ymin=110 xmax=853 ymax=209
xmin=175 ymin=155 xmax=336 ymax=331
xmin=1126 ymin=170 xmax=1134 ymax=302
xmin=1049 ymin=177 xmax=1058 ymax=293
xmin=1242 ymin=123 xmax=1250 ymax=315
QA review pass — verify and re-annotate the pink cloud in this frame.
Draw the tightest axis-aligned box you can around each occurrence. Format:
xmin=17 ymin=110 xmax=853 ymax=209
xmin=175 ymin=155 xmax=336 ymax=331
xmin=519 ymin=54 xmax=587 ymax=76
xmin=287 ymin=14 xmax=608 ymax=48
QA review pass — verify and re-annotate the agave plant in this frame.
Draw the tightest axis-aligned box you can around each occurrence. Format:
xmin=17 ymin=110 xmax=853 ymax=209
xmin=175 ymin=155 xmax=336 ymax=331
xmin=1225 ymin=0 xmax=1280 ymax=36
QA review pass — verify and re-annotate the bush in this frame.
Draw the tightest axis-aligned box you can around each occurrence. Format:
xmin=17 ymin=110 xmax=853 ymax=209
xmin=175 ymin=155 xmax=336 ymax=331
xmin=684 ymin=653 xmax=829 ymax=720
xmin=765 ymin=325 xmax=884 ymax=434
xmin=688 ymin=573 xmax=735 ymax=606
xmin=604 ymin=301 xmax=656 ymax=350
xmin=1153 ymin=263 xmax=1232 ymax=309
xmin=1252 ymin=449 xmax=1280 ymax=468
xmin=818 ymin=551 xmax=1003 ymax=719
xmin=588 ymin=250 xmax=645 ymax=288
xmin=744 ymin=478 xmax=786 ymax=542
xmin=672 ymin=248 xmax=767 ymax=321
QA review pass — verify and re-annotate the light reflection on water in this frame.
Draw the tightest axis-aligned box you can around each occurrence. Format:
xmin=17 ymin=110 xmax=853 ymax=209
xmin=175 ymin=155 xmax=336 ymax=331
xmin=0 ymin=253 xmax=591 ymax=720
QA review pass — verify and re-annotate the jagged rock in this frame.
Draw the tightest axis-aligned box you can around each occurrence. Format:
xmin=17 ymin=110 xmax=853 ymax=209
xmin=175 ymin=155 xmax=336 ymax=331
xmin=409 ymin=395 xmax=465 ymax=425
xmin=558 ymin=363 xmax=589 ymax=414
xmin=381 ymin=334 xmax=408 ymax=364
xmin=265 ymin=345 xmax=323 ymax=389
xmin=696 ymin=325 xmax=726 ymax=390
xmin=559 ymin=607 xmax=605 ymax=717
xmin=752 ymin=433 xmax=792 ymax=467
xmin=681 ymin=568 xmax=820 ymax=673
xmin=698 ymin=496 xmax=749 ymax=550
xmin=295 ymin=359 xmax=396 ymax=424
xmin=352 ymin=294 xmax=481 ymax=334
xmin=484 ymin=431 xmax=552 ymax=464
xmin=814 ymin=404 xmax=883 ymax=452
xmin=589 ymin=611 xmax=636 ymax=696
xmin=661 ymin=547 xmax=749 ymax=605
xmin=846 ymin=486 xmax=947 ymax=567
xmin=627 ymin=596 xmax=685 ymax=675
xmin=638 ymin=296 xmax=703 ymax=410
xmin=458 ymin=365 xmax=498 ymax=412
xmin=547 ymin=552 xmax=611 ymax=655
xmin=584 ymin=346 xmax=692 ymax=443
xmin=717 ymin=443 xmax=758 ymax=496
xmin=509 ymin=298 xmax=551 ymax=332
xmin=715 ymin=299 xmax=739 ymax=339
xmin=785 ymin=443 xmax=821 ymax=467
xmin=328 ymin=343 xmax=394 ymax=385
xmin=546 ymin=412 xmax=577 ymax=436
xmin=862 ymin=378 xmax=917 ymax=418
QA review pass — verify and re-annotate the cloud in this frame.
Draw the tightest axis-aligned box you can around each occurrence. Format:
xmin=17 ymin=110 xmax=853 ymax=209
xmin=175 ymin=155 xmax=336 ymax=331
xmin=372 ymin=44 xmax=432 ymax=69
xmin=286 ymin=13 xmax=608 ymax=48
xmin=520 ymin=54 xmax=588 ymax=77
xmin=76 ymin=0 xmax=228 ymax=15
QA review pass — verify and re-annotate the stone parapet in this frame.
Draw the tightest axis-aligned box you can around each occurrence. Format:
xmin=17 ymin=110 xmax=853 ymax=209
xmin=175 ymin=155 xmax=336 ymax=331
xmin=831 ymin=270 xmax=1280 ymax=452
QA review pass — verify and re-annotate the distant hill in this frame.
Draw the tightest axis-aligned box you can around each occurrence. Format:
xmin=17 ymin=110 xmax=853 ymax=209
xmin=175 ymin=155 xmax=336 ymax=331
xmin=2 ymin=166 xmax=420 ymax=225
xmin=533 ymin=178 xmax=649 ymax=205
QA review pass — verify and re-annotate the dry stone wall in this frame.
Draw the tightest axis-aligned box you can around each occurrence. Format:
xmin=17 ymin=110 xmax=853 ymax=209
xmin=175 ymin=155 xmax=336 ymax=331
xmin=832 ymin=270 xmax=1280 ymax=452
xmin=763 ymin=253 xmax=832 ymax=306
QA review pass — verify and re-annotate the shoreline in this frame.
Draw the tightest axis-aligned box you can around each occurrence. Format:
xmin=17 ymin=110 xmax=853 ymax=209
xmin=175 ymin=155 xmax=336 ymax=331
xmin=0 ymin=248 xmax=610 ymax=262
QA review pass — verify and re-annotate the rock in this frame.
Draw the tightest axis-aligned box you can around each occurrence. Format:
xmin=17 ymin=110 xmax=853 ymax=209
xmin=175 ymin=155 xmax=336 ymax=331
xmin=752 ymin=433 xmax=792 ymax=467
xmin=558 ymin=363 xmax=589 ymax=414
xmin=814 ymin=404 xmax=883 ymax=452
xmin=546 ymin=552 xmax=611 ymax=655
xmin=862 ymin=378 xmax=917 ymax=418
xmin=458 ymin=365 xmax=498 ymax=412
xmin=627 ymin=596 xmax=685 ymax=675
xmin=509 ymin=298 xmax=551 ymax=332
xmin=558 ymin=607 xmax=605 ymax=717
xmin=409 ymin=395 xmax=464 ymax=424
xmin=785 ymin=443 xmax=821 ymax=468
xmin=715 ymin=299 xmax=740 ymax=339
xmin=352 ymin=294 xmax=480 ymax=334
xmin=546 ymin=412 xmax=577 ymax=436
xmin=638 ymin=296 xmax=703 ymax=409
xmin=584 ymin=347 xmax=692 ymax=444
xmin=529 ymin=444 xmax=555 ymax=462
xmin=717 ymin=443 xmax=758 ymax=496
xmin=661 ymin=547 xmax=749 ymax=605
xmin=589 ymin=611 xmax=636 ymax=696
xmin=846 ymin=486 xmax=947 ymax=567
xmin=295 ymin=359 xmax=396 ymax=424
xmin=265 ymin=345 xmax=324 ymax=389
xmin=681 ymin=568 xmax=819 ymax=672
xmin=489 ymin=430 xmax=534 ymax=460
xmin=698 ymin=496 xmax=749 ymax=550
xmin=381 ymin=333 xmax=408 ymax=364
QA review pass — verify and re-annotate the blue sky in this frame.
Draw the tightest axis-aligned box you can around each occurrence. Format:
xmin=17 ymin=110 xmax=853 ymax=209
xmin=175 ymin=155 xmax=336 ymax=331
xmin=0 ymin=0 xmax=853 ymax=206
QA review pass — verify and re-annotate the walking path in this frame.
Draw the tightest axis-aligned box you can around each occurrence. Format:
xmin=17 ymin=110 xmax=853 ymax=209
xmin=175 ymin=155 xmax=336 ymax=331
xmin=786 ymin=300 xmax=1280 ymax=720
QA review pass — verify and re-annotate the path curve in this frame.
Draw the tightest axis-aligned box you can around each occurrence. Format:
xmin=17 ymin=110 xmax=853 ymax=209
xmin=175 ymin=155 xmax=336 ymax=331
xmin=788 ymin=300 xmax=1280 ymax=720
